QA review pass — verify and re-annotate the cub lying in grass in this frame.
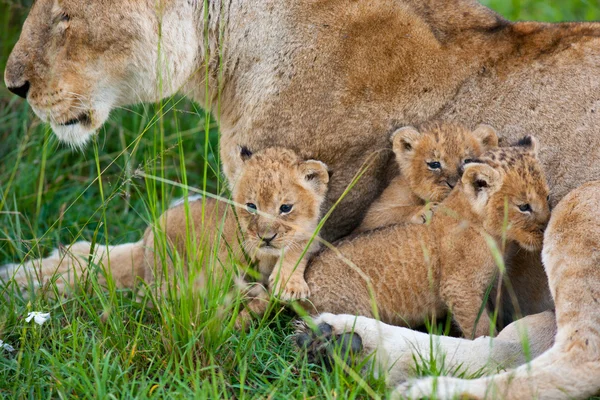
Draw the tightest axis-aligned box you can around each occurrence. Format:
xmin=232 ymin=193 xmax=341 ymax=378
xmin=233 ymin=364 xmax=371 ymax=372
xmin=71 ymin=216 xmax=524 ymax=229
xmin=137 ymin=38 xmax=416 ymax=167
xmin=1 ymin=147 xmax=329 ymax=322
xmin=356 ymin=122 xmax=498 ymax=232
xmin=305 ymin=137 xmax=550 ymax=338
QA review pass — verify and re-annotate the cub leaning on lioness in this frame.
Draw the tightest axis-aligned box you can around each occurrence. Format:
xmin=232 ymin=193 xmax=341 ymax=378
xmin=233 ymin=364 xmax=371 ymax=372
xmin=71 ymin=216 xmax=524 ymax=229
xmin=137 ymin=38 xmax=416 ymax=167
xmin=398 ymin=180 xmax=600 ymax=400
xmin=1 ymin=148 xmax=329 ymax=318
xmin=356 ymin=122 xmax=498 ymax=232
xmin=305 ymin=137 xmax=550 ymax=338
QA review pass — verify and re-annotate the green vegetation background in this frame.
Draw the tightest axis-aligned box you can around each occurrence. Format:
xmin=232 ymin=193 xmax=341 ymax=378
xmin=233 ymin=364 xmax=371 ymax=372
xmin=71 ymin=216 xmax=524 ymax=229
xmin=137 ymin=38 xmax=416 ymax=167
xmin=0 ymin=1 xmax=598 ymax=399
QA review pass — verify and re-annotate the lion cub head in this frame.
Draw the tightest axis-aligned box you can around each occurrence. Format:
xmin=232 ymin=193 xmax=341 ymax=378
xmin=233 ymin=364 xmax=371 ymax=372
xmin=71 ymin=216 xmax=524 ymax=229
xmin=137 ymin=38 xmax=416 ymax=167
xmin=232 ymin=147 xmax=329 ymax=257
xmin=459 ymin=137 xmax=550 ymax=251
xmin=392 ymin=122 xmax=498 ymax=202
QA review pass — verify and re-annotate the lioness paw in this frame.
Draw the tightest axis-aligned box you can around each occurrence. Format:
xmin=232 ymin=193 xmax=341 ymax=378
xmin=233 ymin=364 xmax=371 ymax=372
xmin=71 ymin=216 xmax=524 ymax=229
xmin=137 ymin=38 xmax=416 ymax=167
xmin=294 ymin=318 xmax=362 ymax=369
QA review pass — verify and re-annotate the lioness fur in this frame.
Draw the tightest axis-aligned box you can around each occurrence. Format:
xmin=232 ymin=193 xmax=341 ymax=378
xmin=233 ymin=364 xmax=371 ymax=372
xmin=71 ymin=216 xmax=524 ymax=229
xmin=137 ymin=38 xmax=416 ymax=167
xmin=398 ymin=180 xmax=600 ymax=399
xmin=304 ymin=138 xmax=550 ymax=338
xmin=5 ymin=0 xmax=600 ymax=243
xmin=0 ymin=148 xmax=329 ymax=322
xmin=355 ymin=122 xmax=498 ymax=232
xmin=8 ymin=0 xmax=600 ymax=322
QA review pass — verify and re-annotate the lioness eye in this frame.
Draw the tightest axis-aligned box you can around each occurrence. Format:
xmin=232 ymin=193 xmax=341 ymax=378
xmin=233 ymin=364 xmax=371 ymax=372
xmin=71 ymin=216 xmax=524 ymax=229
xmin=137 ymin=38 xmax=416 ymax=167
xmin=427 ymin=161 xmax=442 ymax=170
xmin=246 ymin=203 xmax=257 ymax=213
xmin=463 ymin=158 xmax=475 ymax=164
xmin=518 ymin=204 xmax=532 ymax=213
xmin=279 ymin=204 xmax=293 ymax=214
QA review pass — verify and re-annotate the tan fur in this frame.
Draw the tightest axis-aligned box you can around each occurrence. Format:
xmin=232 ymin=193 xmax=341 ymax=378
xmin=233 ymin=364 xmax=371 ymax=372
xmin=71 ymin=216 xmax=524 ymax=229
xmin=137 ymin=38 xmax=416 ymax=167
xmin=356 ymin=122 xmax=498 ymax=232
xmin=5 ymin=0 xmax=600 ymax=243
xmin=6 ymin=0 xmax=600 ymax=325
xmin=399 ymin=180 xmax=600 ymax=399
xmin=1 ymin=148 xmax=329 ymax=323
xmin=304 ymin=140 xmax=549 ymax=338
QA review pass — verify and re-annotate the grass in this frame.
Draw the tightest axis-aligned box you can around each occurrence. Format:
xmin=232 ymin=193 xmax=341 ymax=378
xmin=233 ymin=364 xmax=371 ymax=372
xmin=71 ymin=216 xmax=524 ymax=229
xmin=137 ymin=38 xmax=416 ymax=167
xmin=1 ymin=1 xmax=599 ymax=399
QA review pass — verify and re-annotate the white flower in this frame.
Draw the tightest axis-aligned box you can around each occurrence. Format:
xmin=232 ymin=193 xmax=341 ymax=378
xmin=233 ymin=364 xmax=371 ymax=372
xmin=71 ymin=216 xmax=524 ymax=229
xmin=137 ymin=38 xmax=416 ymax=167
xmin=0 ymin=340 xmax=14 ymax=352
xmin=25 ymin=312 xmax=51 ymax=326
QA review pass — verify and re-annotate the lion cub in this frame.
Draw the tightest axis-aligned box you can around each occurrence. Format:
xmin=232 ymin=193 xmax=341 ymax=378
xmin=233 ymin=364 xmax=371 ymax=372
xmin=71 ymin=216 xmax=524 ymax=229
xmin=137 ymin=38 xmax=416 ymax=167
xmin=1 ymin=148 xmax=329 ymax=317
xmin=355 ymin=122 xmax=498 ymax=233
xmin=143 ymin=147 xmax=329 ymax=302
xmin=306 ymin=137 xmax=550 ymax=338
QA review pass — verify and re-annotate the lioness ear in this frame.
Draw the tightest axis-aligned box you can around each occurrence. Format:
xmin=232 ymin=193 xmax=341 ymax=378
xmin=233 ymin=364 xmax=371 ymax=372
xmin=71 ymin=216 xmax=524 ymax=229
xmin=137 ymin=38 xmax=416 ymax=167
xmin=513 ymin=135 xmax=539 ymax=157
xmin=300 ymin=160 xmax=329 ymax=196
xmin=391 ymin=126 xmax=422 ymax=156
xmin=239 ymin=145 xmax=253 ymax=162
xmin=461 ymin=163 xmax=502 ymax=209
xmin=472 ymin=124 xmax=499 ymax=149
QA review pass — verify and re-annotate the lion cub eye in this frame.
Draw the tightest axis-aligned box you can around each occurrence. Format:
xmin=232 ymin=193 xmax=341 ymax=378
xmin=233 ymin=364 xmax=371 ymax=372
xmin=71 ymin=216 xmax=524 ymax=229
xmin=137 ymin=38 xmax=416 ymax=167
xmin=279 ymin=204 xmax=293 ymax=214
xmin=426 ymin=161 xmax=442 ymax=170
xmin=518 ymin=204 xmax=532 ymax=213
xmin=246 ymin=203 xmax=258 ymax=213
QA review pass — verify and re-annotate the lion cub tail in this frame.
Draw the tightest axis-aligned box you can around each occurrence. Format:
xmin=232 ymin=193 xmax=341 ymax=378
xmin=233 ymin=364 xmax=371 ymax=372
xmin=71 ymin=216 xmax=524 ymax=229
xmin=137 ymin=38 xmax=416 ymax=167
xmin=0 ymin=240 xmax=145 ymax=298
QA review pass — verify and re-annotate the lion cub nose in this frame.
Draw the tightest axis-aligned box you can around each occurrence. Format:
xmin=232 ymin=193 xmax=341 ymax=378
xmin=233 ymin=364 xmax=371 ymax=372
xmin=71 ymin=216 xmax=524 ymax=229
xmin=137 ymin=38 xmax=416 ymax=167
xmin=259 ymin=233 xmax=278 ymax=245
xmin=7 ymin=81 xmax=30 ymax=99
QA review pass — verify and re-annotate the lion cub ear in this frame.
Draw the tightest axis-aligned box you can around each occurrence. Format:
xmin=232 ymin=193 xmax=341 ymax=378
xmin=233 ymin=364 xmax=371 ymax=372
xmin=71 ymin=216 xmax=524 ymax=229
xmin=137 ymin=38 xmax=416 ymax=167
xmin=391 ymin=126 xmax=422 ymax=160
xmin=461 ymin=162 xmax=502 ymax=210
xmin=472 ymin=124 xmax=499 ymax=149
xmin=391 ymin=126 xmax=422 ymax=152
xmin=513 ymin=135 xmax=540 ymax=157
xmin=299 ymin=160 xmax=329 ymax=196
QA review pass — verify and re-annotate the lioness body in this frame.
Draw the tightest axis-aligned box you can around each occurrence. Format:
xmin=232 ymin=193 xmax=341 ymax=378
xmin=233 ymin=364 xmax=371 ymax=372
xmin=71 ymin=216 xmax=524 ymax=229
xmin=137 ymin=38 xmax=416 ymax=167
xmin=306 ymin=141 xmax=550 ymax=338
xmin=5 ymin=0 xmax=600 ymax=241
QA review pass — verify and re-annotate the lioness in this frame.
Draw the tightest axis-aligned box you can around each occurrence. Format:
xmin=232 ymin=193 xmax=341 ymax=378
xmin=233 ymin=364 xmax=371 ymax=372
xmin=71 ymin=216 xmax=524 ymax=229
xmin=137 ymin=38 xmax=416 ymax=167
xmin=1 ymin=147 xmax=330 ymax=321
xmin=5 ymin=0 xmax=600 ymax=242
xmin=304 ymin=138 xmax=550 ymax=338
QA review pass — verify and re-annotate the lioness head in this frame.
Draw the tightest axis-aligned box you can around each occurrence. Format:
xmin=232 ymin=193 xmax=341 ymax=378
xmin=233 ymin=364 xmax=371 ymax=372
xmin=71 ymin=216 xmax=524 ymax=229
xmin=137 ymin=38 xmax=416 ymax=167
xmin=4 ymin=0 xmax=201 ymax=147
xmin=232 ymin=147 xmax=329 ymax=257
xmin=460 ymin=136 xmax=550 ymax=251
xmin=392 ymin=122 xmax=498 ymax=202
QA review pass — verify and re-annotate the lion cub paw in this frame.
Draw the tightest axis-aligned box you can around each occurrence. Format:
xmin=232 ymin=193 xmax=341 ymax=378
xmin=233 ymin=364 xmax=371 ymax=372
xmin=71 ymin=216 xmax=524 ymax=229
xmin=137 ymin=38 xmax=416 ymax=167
xmin=234 ymin=309 xmax=253 ymax=331
xmin=270 ymin=274 xmax=310 ymax=301
xmin=412 ymin=202 xmax=439 ymax=224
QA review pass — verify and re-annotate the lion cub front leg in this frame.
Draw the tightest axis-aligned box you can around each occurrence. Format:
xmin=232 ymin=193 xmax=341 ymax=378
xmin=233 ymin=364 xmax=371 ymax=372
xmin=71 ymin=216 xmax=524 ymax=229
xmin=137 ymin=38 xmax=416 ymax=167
xmin=408 ymin=202 xmax=438 ymax=224
xmin=441 ymin=283 xmax=495 ymax=339
xmin=269 ymin=249 xmax=310 ymax=301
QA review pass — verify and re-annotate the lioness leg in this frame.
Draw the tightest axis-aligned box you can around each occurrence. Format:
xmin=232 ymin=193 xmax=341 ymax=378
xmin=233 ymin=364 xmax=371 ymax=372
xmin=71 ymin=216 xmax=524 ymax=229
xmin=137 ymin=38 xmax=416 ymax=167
xmin=297 ymin=311 xmax=555 ymax=387
xmin=297 ymin=312 xmax=555 ymax=386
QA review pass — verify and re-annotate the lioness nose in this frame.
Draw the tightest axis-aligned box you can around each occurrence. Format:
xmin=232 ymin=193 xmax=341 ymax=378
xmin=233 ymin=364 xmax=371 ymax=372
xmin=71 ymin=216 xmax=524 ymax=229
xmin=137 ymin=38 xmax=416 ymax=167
xmin=259 ymin=233 xmax=278 ymax=245
xmin=7 ymin=81 xmax=30 ymax=99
